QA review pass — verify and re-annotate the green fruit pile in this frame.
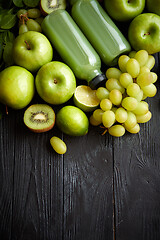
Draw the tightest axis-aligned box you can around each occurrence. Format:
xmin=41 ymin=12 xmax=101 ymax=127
xmin=90 ymin=50 xmax=157 ymax=137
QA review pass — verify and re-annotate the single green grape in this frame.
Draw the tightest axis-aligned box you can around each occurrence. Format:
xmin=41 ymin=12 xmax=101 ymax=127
xmin=118 ymin=55 xmax=130 ymax=72
xmin=115 ymin=107 xmax=128 ymax=123
xmin=119 ymin=73 xmax=133 ymax=88
xmin=96 ymin=87 xmax=109 ymax=100
xmin=134 ymin=89 xmax=143 ymax=102
xmin=102 ymin=110 xmax=115 ymax=128
xmin=136 ymin=72 xmax=154 ymax=87
xmin=126 ymin=83 xmax=141 ymax=98
xmin=136 ymin=111 xmax=152 ymax=123
xmin=124 ymin=111 xmax=137 ymax=129
xmin=122 ymin=97 xmax=138 ymax=111
xmin=109 ymin=89 xmax=122 ymax=106
xmin=17 ymin=9 xmax=28 ymax=19
xmin=141 ymin=83 xmax=157 ymax=97
xmin=126 ymin=58 xmax=140 ymax=78
xmin=125 ymin=123 xmax=140 ymax=134
xmin=19 ymin=24 xmax=28 ymax=34
xmin=128 ymin=51 xmax=136 ymax=58
xmin=106 ymin=78 xmax=125 ymax=93
xmin=134 ymin=50 xmax=149 ymax=67
xmin=139 ymin=66 xmax=150 ymax=74
xmin=106 ymin=67 xmax=122 ymax=80
xmin=145 ymin=55 xmax=155 ymax=70
xmin=27 ymin=8 xmax=41 ymax=18
xmin=132 ymin=101 xmax=149 ymax=115
xmin=26 ymin=19 xmax=42 ymax=32
xmin=108 ymin=124 xmax=125 ymax=137
xmin=93 ymin=109 xmax=104 ymax=122
xmin=50 ymin=136 xmax=67 ymax=154
xmin=89 ymin=115 xmax=101 ymax=126
xmin=100 ymin=98 xmax=112 ymax=111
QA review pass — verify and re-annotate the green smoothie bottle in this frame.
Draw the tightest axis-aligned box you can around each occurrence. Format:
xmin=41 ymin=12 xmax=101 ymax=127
xmin=41 ymin=9 xmax=106 ymax=89
xmin=70 ymin=0 xmax=131 ymax=66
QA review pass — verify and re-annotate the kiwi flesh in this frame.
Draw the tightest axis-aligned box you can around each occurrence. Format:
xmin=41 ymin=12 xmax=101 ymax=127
xmin=40 ymin=0 xmax=67 ymax=16
xmin=23 ymin=104 xmax=55 ymax=133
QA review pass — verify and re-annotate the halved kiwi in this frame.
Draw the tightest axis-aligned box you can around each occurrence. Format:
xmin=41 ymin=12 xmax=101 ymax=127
xmin=40 ymin=0 xmax=67 ymax=16
xmin=23 ymin=104 xmax=55 ymax=133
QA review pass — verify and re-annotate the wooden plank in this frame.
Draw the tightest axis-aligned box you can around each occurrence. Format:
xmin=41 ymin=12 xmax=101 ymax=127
xmin=63 ymin=126 xmax=114 ymax=240
xmin=114 ymin=53 xmax=160 ymax=240
xmin=0 ymin=108 xmax=64 ymax=240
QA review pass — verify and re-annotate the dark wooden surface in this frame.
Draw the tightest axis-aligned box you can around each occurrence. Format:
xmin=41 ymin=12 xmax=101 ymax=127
xmin=1 ymin=4 xmax=160 ymax=239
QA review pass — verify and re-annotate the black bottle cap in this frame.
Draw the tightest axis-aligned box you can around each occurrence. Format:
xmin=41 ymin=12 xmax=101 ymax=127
xmin=89 ymin=73 xmax=106 ymax=90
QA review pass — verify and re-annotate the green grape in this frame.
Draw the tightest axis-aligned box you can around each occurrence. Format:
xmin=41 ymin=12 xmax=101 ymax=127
xmin=35 ymin=17 xmax=44 ymax=25
xmin=126 ymin=83 xmax=141 ymax=98
xmin=106 ymin=67 xmax=122 ymax=79
xmin=145 ymin=55 xmax=155 ymax=70
xmin=141 ymin=83 xmax=157 ymax=97
xmin=139 ymin=66 xmax=150 ymax=74
xmin=100 ymin=98 xmax=112 ymax=111
xmin=27 ymin=8 xmax=41 ymax=18
xmin=109 ymin=89 xmax=122 ymax=106
xmin=102 ymin=110 xmax=115 ymax=128
xmin=89 ymin=115 xmax=101 ymax=126
xmin=96 ymin=87 xmax=109 ymax=100
xmin=136 ymin=72 xmax=154 ymax=87
xmin=119 ymin=72 xmax=133 ymax=88
xmin=93 ymin=109 xmax=104 ymax=122
xmin=111 ymin=107 xmax=118 ymax=113
xmin=50 ymin=136 xmax=67 ymax=154
xmin=124 ymin=111 xmax=137 ymax=129
xmin=122 ymin=97 xmax=138 ymax=111
xmin=132 ymin=101 xmax=149 ymax=115
xmin=125 ymin=123 xmax=140 ymax=134
xmin=19 ymin=24 xmax=28 ymax=34
xmin=134 ymin=89 xmax=143 ymax=102
xmin=126 ymin=58 xmax=140 ymax=78
xmin=150 ymin=72 xmax=158 ymax=83
xmin=134 ymin=49 xmax=149 ymax=67
xmin=17 ymin=9 xmax=28 ymax=19
xmin=118 ymin=55 xmax=130 ymax=72
xmin=128 ymin=50 xmax=136 ymax=58
xmin=26 ymin=19 xmax=42 ymax=32
xmin=108 ymin=124 xmax=125 ymax=137
xmin=136 ymin=111 xmax=152 ymax=123
xmin=105 ymin=78 xmax=125 ymax=93
xmin=115 ymin=107 xmax=128 ymax=123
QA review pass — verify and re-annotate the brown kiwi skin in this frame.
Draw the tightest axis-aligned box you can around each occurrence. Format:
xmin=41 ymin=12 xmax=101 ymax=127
xmin=24 ymin=104 xmax=56 ymax=133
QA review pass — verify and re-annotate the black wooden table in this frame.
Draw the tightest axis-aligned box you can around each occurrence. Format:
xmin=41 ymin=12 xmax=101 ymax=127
xmin=1 ymin=8 xmax=160 ymax=239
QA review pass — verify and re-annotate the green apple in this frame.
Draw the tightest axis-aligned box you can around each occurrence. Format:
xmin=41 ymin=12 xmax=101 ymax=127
xmin=128 ymin=13 xmax=160 ymax=54
xmin=146 ymin=0 xmax=160 ymax=15
xmin=35 ymin=61 xmax=76 ymax=105
xmin=12 ymin=31 xmax=53 ymax=73
xmin=104 ymin=0 xmax=145 ymax=22
xmin=0 ymin=66 xmax=35 ymax=109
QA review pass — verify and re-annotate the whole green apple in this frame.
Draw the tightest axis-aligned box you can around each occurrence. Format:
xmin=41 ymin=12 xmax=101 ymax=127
xmin=0 ymin=66 xmax=35 ymax=109
xmin=128 ymin=13 xmax=160 ymax=54
xmin=35 ymin=61 xmax=76 ymax=105
xmin=12 ymin=31 xmax=53 ymax=73
xmin=104 ymin=0 xmax=145 ymax=22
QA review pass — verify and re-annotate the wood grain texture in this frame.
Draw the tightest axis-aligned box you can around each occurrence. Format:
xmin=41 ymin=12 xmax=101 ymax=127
xmin=114 ymin=53 xmax=160 ymax=240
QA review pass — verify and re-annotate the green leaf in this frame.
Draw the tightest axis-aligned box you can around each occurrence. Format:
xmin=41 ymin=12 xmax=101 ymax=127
xmin=0 ymin=13 xmax=17 ymax=29
xmin=3 ymin=41 xmax=14 ymax=66
xmin=13 ymin=0 xmax=24 ymax=7
xmin=0 ymin=34 xmax=3 ymax=60
xmin=23 ymin=0 xmax=39 ymax=8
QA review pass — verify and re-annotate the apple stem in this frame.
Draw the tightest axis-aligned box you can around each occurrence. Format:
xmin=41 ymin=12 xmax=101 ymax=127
xmin=144 ymin=32 xmax=150 ymax=36
xmin=24 ymin=40 xmax=31 ymax=50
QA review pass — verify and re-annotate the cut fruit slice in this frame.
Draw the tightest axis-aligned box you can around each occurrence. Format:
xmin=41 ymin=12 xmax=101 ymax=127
xmin=23 ymin=104 xmax=55 ymax=133
xmin=40 ymin=0 xmax=67 ymax=16
xmin=73 ymin=85 xmax=100 ymax=112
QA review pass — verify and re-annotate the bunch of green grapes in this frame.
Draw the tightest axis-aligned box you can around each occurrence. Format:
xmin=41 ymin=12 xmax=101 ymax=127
xmin=90 ymin=50 xmax=157 ymax=137
xmin=17 ymin=8 xmax=44 ymax=35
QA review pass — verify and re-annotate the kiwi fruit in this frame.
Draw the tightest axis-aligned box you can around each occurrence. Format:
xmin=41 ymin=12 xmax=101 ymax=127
xmin=23 ymin=104 xmax=55 ymax=133
xmin=40 ymin=0 xmax=67 ymax=16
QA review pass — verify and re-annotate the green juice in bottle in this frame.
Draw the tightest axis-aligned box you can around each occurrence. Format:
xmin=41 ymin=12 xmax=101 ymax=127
xmin=41 ymin=9 xmax=106 ymax=89
xmin=70 ymin=0 xmax=131 ymax=66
